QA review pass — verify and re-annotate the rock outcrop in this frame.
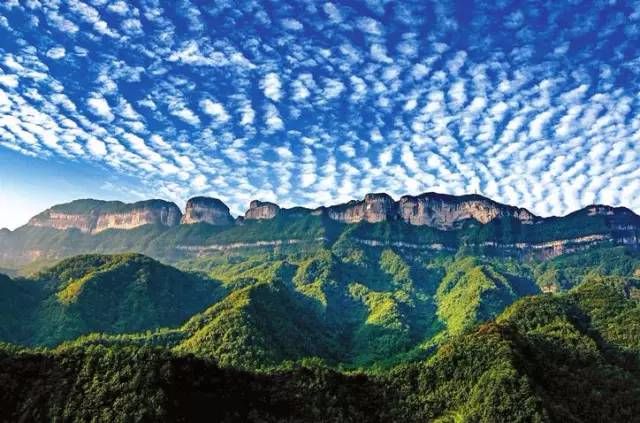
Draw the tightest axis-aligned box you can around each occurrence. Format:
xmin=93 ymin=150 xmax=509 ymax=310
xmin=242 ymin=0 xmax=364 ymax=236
xmin=585 ymin=205 xmax=617 ymax=216
xmin=27 ymin=199 xmax=182 ymax=234
xmin=324 ymin=193 xmax=398 ymax=224
xmin=245 ymin=200 xmax=280 ymax=220
xmin=308 ymin=192 xmax=536 ymax=228
xmin=397 ymin=193 xmax=537 ymax=229
xmin=181 ymin=197 xmax=234 ymax=225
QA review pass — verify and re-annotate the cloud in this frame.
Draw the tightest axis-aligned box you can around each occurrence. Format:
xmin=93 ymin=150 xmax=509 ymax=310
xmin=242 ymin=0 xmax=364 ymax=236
xmin=87 ymin=95 xmax=114 ymax=121
xmin=357 ymin=17 xmax=383 ymax=35
xmin=322 ymin=78 xmax=345 ymax=100
xmin=281 ymin=18 xmax=303 ymax=31
xmin=239 ymin=101 xmax=255 ymax=126
xmin=0 ymin=0 xmax=638 ymax=219
xmin=46 ymin=47 xmax=66 ymax=59
xmin=323 ymin=3 xmax=343 ymax=23
xmin=86 ymin=138 xmax=107 ymax=157
xmin=0 ymin=74 xmax=18 ymax=88
xmin=171 ymin=107 xmax=200 ymax=126
xmin=200 ymin=99 xmax=230 ymax=124
xmin=107 ymin=1 xmax=131 ymax=16
xmin=261 ymin=72 xmax=282 ymax=102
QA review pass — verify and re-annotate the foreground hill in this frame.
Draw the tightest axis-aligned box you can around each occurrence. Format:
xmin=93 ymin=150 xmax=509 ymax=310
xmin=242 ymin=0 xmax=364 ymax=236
xmin=0 ymin=247 xmax=546 ymax=369
xmin=2 ymin=244 xmax=639 ymax=372
xmin=0 ymin=254 xmax=221 ymax=346
xmin=1 ymin=273 xmax=639 ymax=422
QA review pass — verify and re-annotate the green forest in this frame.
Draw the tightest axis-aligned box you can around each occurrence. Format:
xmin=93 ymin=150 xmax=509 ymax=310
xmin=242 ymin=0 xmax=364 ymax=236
xmin=1 ymin=241 xmax=640 ymax=421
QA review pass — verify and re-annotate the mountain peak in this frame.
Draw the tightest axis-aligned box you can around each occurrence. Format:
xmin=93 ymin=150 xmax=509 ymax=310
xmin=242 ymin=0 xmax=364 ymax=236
xmin=181 ymin=197 xmax=233 ymax=225
xmin=245 ymin=200 xmax=281 ymax=220
xmin=27 ymin=198 xmax=182 ymax=234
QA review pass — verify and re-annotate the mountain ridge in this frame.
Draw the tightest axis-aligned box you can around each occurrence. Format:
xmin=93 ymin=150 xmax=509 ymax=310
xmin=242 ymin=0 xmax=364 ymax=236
xmin=27 ymin=199 xmax=182 ymax=234
xmin=14 ymin=191 xmax=640 ymax=234
xmin=1 ymin=192 xmax=638 ymax=270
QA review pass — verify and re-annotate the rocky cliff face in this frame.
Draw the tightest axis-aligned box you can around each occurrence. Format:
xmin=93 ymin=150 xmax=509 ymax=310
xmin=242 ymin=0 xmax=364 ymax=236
xmin=181 ymin=197 xmax=234 ymax=225
xmin=245 ymin=200 xmax=280 ymax=220
xmin=398 ymin=193 xmax=537 ymax=229
xmin=27 ymin=199 xmax=182 ymax=234
xmin=4 ymin=193 xmax=640 ymax=268
xmin=27 ymin=211 xmax=96 ymax=233
xmin=310 ymin=192 xmax=537 ymax=228
xmin=324 ymin=193 xmax=398 ymax=224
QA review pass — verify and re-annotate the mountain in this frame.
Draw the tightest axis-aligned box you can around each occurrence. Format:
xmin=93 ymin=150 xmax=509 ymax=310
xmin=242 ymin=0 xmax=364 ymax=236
xmin=26 ymin=199 xmax=182 ymax=234
xmin=1 ymin=193 xmax=640 ymax=420
xmin=321 ymin=192 xmax=538 ymax=227
xmin=0 ymin=192 xmax=638 ymax=270
xmin=181 ymin=197 xmax=234 ymax=225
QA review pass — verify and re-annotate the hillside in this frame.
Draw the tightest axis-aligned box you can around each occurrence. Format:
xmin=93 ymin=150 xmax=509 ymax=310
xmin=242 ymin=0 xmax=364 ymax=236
xmin=0 ymin=254 xmax=222 ymax=346
xmin=2 ymin=242 xmax=638 ymax=372
xmin=1 ymin=273 xmax=639 ymax=422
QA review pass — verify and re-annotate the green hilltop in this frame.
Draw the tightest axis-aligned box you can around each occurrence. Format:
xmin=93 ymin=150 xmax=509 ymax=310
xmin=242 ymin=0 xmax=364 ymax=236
xmin=2 ymin=243 xmax=640 ymax=372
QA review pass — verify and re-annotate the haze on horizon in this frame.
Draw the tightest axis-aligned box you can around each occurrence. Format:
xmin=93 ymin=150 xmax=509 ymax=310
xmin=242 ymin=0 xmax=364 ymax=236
xmin=1 ymin=0 xmax=639 ymax=230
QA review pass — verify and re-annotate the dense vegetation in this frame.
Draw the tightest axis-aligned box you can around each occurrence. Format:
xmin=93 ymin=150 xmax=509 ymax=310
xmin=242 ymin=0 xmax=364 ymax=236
xmin=0 ymin=254 xmax=222 ymax=346
xmin=1 ymin=237 xmax=640 ymax=420
xmin=0 ymin=245 xmax=550 ymax=370
xmin=1 ymin=270 xmax=639 ymax=422
xmin=1 ymin=206 xmax=638 ymax=269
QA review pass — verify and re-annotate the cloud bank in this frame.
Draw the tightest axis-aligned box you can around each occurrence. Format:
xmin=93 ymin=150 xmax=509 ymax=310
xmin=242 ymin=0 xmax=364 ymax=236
xmin=0 ymin=0 xmax=639 ymax=217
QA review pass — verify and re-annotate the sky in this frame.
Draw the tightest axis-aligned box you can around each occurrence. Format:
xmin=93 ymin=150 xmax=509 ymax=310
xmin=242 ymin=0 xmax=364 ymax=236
xmin=0 ymin=0 xmax=639 ymax=229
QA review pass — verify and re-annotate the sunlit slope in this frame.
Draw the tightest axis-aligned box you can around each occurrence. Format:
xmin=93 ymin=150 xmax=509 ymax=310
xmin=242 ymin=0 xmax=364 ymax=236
xmin=0 ymin=254 xmax=222 ymax=346
xmin=2 ymin=272 xmax=639 ymax=422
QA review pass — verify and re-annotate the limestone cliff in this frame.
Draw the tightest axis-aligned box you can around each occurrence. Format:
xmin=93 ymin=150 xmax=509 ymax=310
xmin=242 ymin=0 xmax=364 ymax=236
xmin=398 ymin=193 xmax=537 ymax=229
xmin=3 ymin=193 xmax=639 ymax=267
xmin=27 ymin=199 xmax=182 ymax=234
xmin=313 ymin=192 xmax=536 ymax=228
xmin=323 ymin=193 xmax=398 ymax=224
xmin=245 ymin=200 xmax=280 ymax=220
xmin=181 ymin=197 xmax=234 ymax=225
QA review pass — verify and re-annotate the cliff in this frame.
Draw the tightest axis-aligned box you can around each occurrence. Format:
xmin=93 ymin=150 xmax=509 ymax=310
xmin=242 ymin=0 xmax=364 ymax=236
xmin=27 ymin=199 xmax=182 ymax=234
xmin=323 ymin=193 xmax=398 ymax=224
xmin=181 ymin=197 xmax=234 ymax=225
xmin=259 ymin=192 xmax=537 ymax=229
xmin=397 ymin=193 xmax=537 ymax=229
xmin=4 ymin=193 xmax=638 ymax=267
xmin=245 ymin=200 xmax=280 ymax=220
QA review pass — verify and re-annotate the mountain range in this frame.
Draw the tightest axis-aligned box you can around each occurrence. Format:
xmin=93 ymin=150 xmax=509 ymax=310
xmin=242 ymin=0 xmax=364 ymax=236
xmin=1 ymin=192 xmax=640 ymax=421
xmin=1 ymin=192 xmax=639 ymax=270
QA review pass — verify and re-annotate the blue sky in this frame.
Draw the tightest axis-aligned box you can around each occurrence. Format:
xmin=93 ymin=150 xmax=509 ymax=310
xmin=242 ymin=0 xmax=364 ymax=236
xmin=0 ymin=0 xmax=639 ymax=229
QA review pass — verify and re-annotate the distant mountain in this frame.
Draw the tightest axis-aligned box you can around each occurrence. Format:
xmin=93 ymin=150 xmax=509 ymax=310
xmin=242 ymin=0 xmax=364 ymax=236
xmin=0 ymin=192 xmax=638 ymax=269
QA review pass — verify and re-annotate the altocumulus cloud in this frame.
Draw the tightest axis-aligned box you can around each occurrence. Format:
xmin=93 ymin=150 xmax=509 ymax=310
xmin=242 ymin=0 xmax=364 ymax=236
xmin=0 ymin=0 xmax=639 ymax=217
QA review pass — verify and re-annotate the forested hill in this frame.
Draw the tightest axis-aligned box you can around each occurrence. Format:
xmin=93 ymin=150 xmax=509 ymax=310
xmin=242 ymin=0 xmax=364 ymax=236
xmin=1 ymin=244 xmax=639 ymax=369
xmin=1 ymin=271 xmax=639 ymax=422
